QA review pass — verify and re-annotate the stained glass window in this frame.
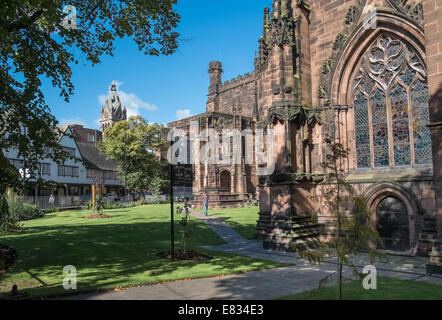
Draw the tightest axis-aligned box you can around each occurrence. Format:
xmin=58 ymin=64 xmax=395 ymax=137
xmin=412 ymin=80 xmax=432 ymax=164
xmin=354 ymin=92 xmax=370 ymax=168
xmin=352 ymin=34 xmax=431 ymax=169
xmin=371 ymin=90 xmax=389 ymax=167
xmin=391 ymin=84 xmax=411 ymax=166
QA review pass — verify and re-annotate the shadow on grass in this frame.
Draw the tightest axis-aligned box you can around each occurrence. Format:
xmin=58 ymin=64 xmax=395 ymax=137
xmin=0 ymin=219 xmax=282 ymax=299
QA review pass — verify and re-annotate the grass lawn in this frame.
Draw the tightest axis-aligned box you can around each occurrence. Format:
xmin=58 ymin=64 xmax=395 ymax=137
xmin=0 ymin=204 xmax=286 ymax=298
xmin=205 ymin=206 xmax=260 ymax=240
xmin=276 ymin=277 xmax=442 ymax=300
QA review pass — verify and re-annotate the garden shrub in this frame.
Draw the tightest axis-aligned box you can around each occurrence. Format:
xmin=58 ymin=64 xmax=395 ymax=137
xmin=5 ymin=189 xmax=43 ymax=222
xmin=103 ymin=201 xmax=122 ymax=210
xmin=0 ymin=192 xmax=22 ymax=232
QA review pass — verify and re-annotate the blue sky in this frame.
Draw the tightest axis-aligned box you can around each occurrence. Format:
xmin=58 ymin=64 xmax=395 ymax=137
xmin=43 ymin=0 xmax=270 ymax=128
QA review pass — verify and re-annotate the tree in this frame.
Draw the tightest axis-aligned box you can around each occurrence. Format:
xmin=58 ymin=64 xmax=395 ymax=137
xmin=98 ymin=115 xmax=167 ymax=193
xmin=296 ymin=138 xmax=385 ymax=300
xmin=0 ymin=0 xmax=180 ymax=192
xmin=87 ymin=168 xmax=105 ymax=214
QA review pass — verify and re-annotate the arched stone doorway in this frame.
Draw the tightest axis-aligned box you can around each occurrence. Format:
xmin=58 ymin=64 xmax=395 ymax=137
xmin=376 ymin=196 xmax=410 ymax=251
xmin=219 ymin=170 xmax=231 ymax=193
xmin=364 ymin=182 xmax=418 ymax=253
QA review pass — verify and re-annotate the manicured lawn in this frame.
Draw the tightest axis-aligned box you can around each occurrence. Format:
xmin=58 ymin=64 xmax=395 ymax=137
xmin=206 ymin=206 xmax=260 ymax=240
xmin=0 ymin=205 xmax=285 ymax=298
xmin=276 ymin=277 xmax=442 ymax=300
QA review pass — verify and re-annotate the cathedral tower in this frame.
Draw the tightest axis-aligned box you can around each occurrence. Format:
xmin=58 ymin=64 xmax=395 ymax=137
xmin=99 ymin=81 xmax=127 ymax=132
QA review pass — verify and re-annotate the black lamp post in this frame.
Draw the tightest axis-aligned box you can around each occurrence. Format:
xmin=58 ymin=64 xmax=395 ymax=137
xmin=170 ymin=155 xmax=175 ymax=260
xmin=170 ymin=140 xmax=181 ymax=260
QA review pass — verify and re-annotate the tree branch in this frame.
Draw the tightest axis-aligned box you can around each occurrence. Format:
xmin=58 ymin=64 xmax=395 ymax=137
xmin=8 ymin=9 xmax=44 ymax=32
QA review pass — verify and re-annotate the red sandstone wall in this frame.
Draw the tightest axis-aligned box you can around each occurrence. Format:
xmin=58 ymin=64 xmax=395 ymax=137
xmin=423 ymin=0 xmax=442 ymax=234
xmin=309 ymin=0 xmax=358 ymax=106
xmin=217 ymin=73 xmax=257 ymax=118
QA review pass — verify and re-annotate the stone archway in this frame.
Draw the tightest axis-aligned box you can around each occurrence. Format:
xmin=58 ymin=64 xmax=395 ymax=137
xmin=364 ymin=182 xmax=419 ymax=253
xmin=219 ymin=170 xmax=231 ymax=193
xmin=376 ymin=196 xmax=410 ymax=251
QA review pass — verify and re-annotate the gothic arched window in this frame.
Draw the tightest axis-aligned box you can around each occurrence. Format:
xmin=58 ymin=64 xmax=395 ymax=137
xmin=353 ymin=35 xmax=432 ymax=169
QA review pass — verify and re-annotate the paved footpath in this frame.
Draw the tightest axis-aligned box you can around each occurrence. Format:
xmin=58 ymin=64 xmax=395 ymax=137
xmin=60 ymin=210 xmax=442 ymax=300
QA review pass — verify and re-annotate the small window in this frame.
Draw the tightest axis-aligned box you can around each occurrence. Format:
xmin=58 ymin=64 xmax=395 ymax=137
xmin=41 ymin=163 xmax=50 ymax=176
xmin=89 ymin=134 xmax=95 ymax=142
xmin=58 ymin=165 xmax=79 ymax=177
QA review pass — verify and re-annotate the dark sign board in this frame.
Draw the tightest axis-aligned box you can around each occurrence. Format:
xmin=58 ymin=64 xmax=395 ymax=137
xmin=173 ymin=164 xmax=193 ymax=188
xmin=172 ymin=164 xmax=193 ymax=200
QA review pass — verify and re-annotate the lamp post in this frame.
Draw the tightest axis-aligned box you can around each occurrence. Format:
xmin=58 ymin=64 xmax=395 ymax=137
xmin=170 ymin=139 xmax=182 ymax=260
xmin=170 ymin=155 xmax=175 ymax=260
xmin=123 ymin=130 xmax=128 ymax=202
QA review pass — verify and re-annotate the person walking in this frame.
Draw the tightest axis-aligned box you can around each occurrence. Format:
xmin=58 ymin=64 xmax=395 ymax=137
xmin=202 ymin=192 xmax=209 ymax=217
xmin=48 ymin=194 xmax=55 ymax=209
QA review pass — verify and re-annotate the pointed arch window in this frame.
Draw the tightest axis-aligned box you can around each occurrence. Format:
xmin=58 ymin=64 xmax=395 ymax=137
xmin=353 ymin=35 xmax=432 ymax=168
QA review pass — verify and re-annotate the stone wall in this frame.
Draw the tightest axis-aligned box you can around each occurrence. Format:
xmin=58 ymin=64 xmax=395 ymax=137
xmin=217 ymin=73 xmax=257 ymax=118
xmin=309 ymin=0 xmax=358 ymax=106
xmin=424 ymin=0 xmax=442 ymax=235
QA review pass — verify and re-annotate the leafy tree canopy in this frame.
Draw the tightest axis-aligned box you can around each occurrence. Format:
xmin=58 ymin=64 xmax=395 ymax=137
xmin=99 ymin=115 xmax=168 ymax=193
xmin=0 ymin=0 xmax=180 ymax=189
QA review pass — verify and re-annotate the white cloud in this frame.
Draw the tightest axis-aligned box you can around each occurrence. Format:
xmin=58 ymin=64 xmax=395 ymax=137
xmin=59 ymin=118 xmax=88 ymax=127
xmin=177 ymin=109 xmax=191 ymax=119
xmin=98 ymin=80 xmax=158 ymax=118
xmin=98 ymin=94 xmax=107 ymax=106
xmin=113 ymin=80 xmax=124 ymax=89
xmin=119 ymin=91 xmax=158 ymax=117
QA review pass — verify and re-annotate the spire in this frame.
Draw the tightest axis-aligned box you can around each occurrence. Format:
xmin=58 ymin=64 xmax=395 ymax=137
xmin=281 ymin=0 xmax=288 ymax=18
xmin=271 ymin=0 xmax=279 ymax=20
xmin=106 ymin=81 xmax=121 ymax=109
xmin=271 ymin=0 xmax=293 ymax=20
xmin=99 ymin=81 xmax=127 ymax=132
xmin=263 ymin=7 xmax=270 ymax=44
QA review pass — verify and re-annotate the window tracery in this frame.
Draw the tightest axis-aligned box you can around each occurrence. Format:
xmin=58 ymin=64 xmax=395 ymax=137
xmin=353 ymin=35 xmax=431 ymax=168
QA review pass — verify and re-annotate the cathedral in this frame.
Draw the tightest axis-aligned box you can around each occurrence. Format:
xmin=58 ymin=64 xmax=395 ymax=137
xmin=168 ymin=0 xmax=442 ymax=256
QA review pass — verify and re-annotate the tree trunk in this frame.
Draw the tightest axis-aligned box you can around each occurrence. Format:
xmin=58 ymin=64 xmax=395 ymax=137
xmin=335 ymin=158 xmax=343 ymax=300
